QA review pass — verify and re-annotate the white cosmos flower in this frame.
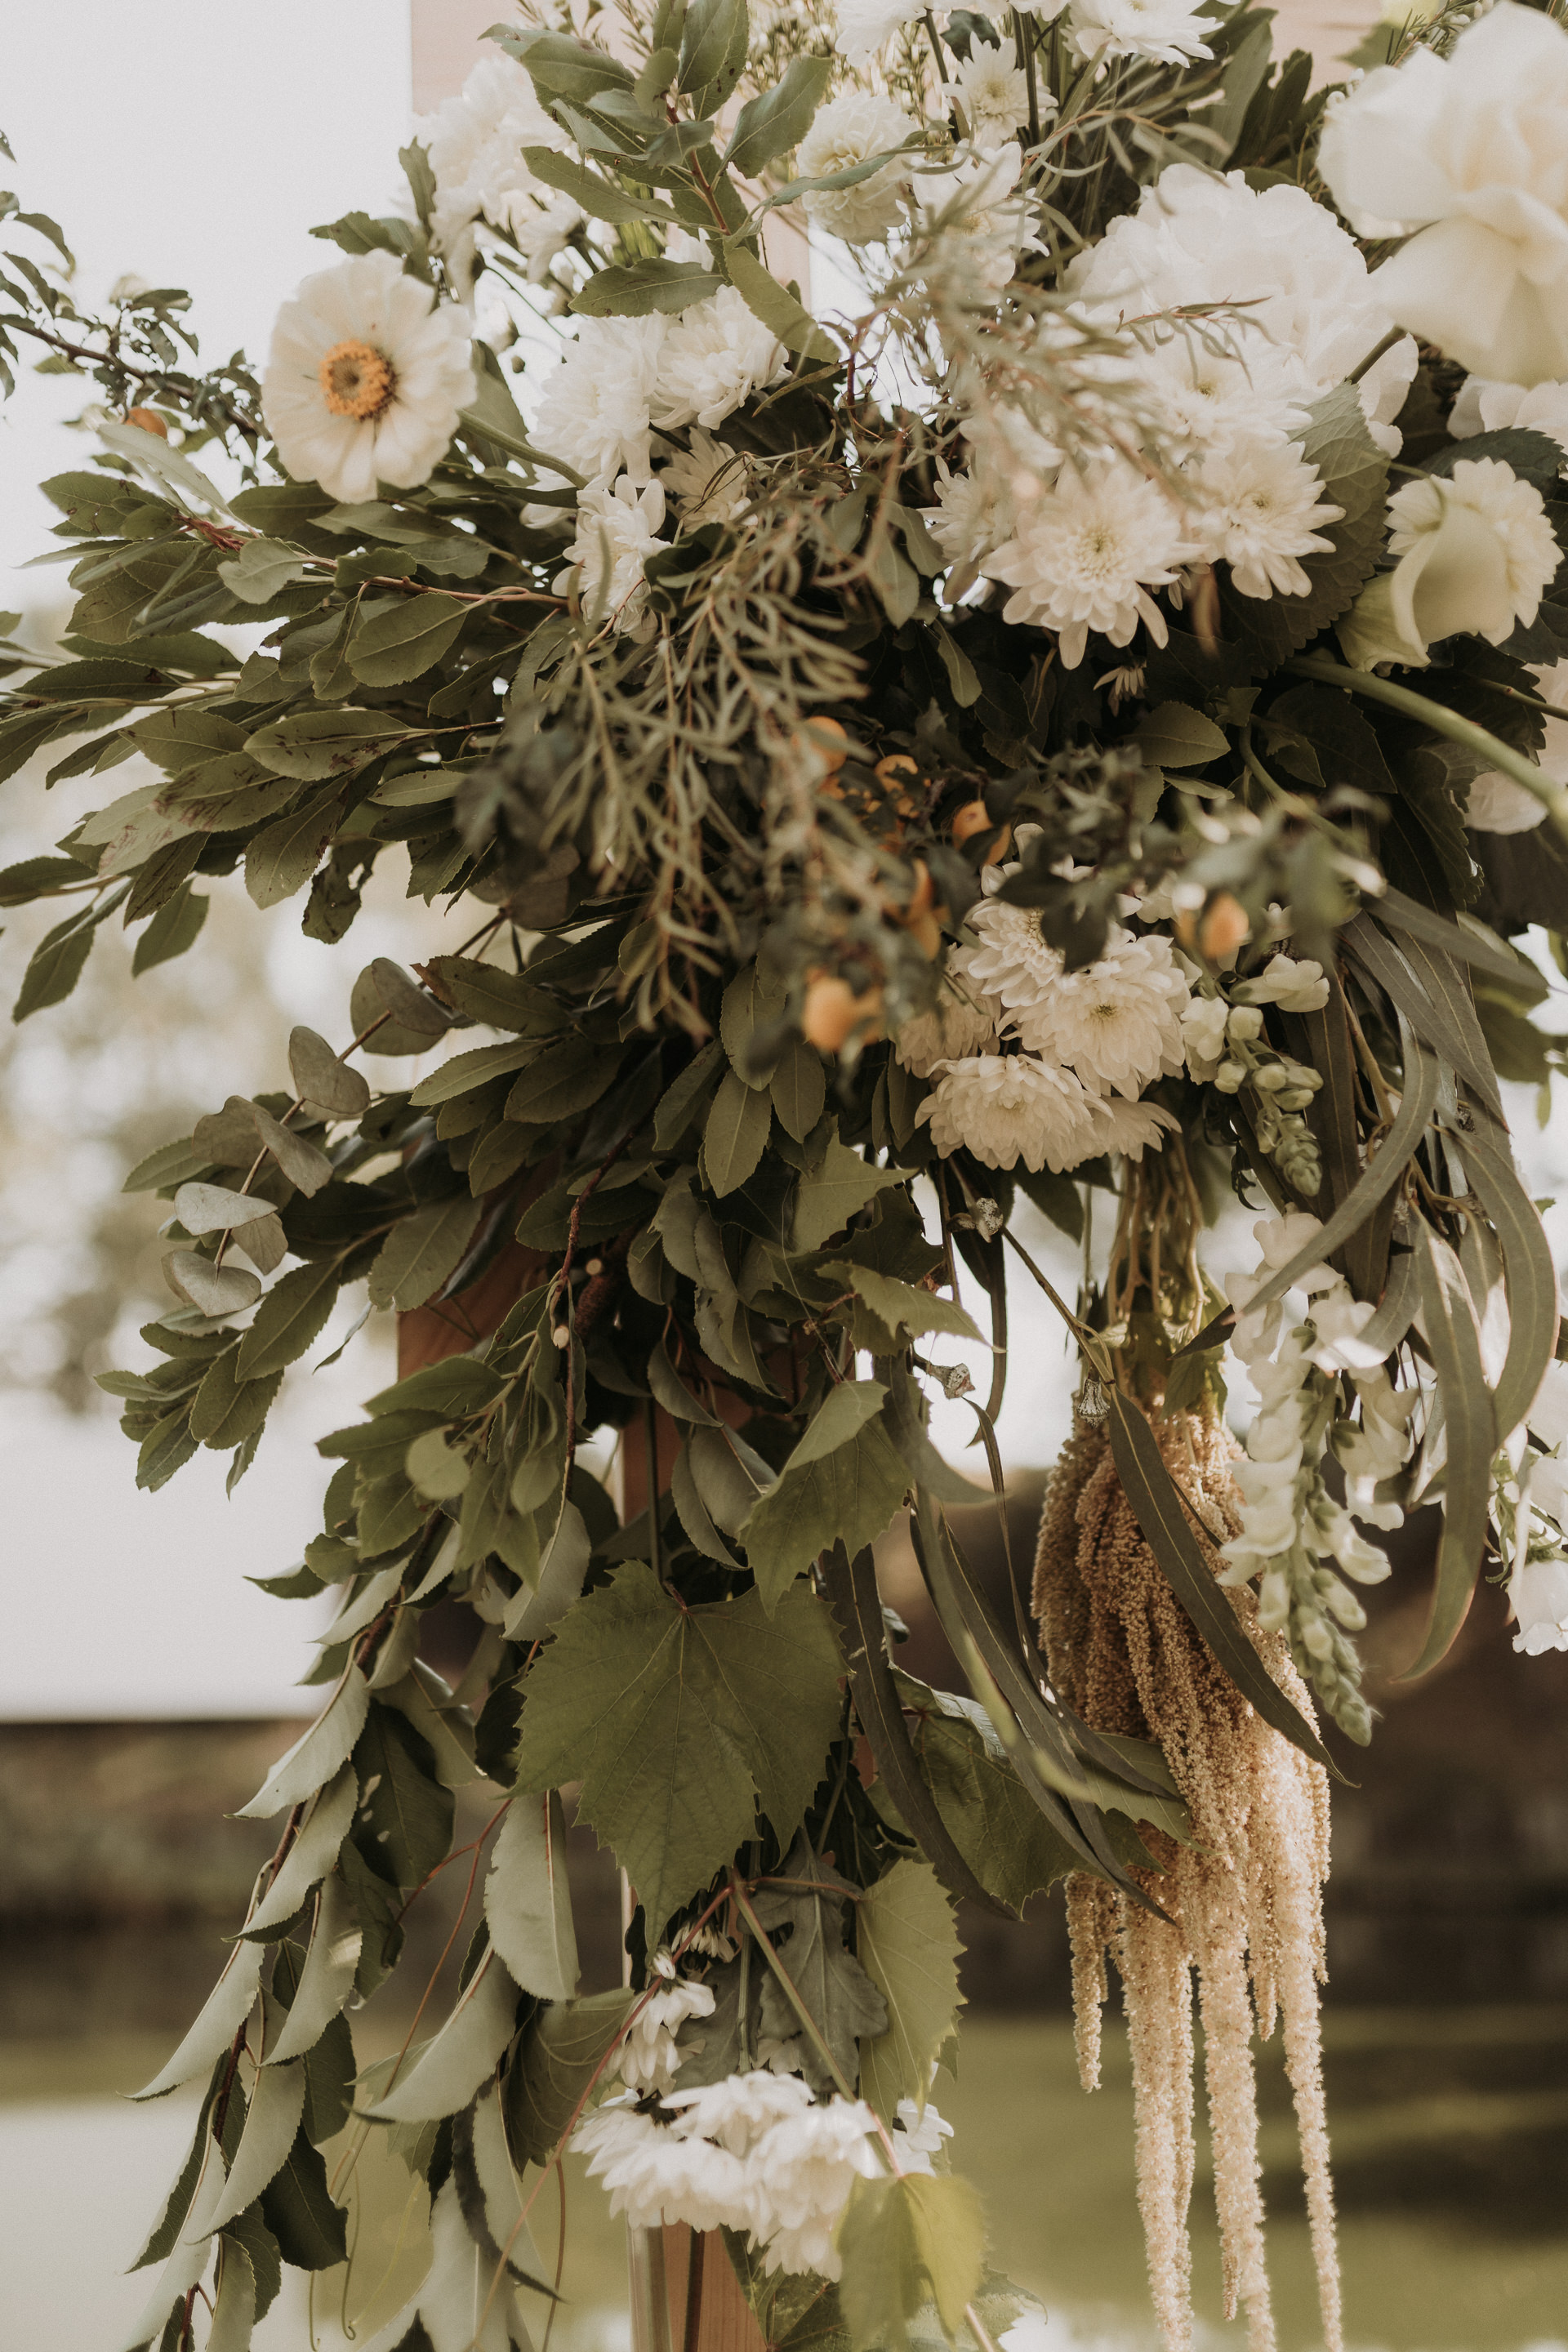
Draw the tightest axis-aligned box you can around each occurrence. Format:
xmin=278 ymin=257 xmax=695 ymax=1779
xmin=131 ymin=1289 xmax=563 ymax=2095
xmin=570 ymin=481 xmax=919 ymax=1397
xmin=652 ymin=287 xmax=785 ymax=432
xmin=982 ymin=457 xmax=1197 ymax=666
xmin=1191 ymin=439 xmax=1343 ymax=599
xmin=559 ymin=476 xmax=668 ymax=633
xmin=419 ymin=51 xmax=570 ymax=273
xmin=1468 ymin=659 xmax=1568 ymax=831
xmin=798 ymin=92 xmax=918 ymax=245
xmin=1067 ymin=0 xmax=1213 ymax=67
xmin=918 ymin=1052 xmax=1120 ymax=1173
xmin=1317 ymin=2 xmax=1568 ymax=385
xmin=533 ymin=314 xmax=667 ymax=487
xmin=660 ymin=425 xmax=749 ymax=525
xmin=1511 ymin=1557 xmax=1568 ymax=1655
xmin=1338 ymin=458 xmax=1562 ymax=670
xmin=894 ymin=985 xmax=1001 ymax=1076
xmin=261 ymin=252 xmax=476 ymax=506
xmin=1010 ymin=923 xmax=1188 ymax=1097
xmin=949 ymin=52 xmax=1039 ymax=143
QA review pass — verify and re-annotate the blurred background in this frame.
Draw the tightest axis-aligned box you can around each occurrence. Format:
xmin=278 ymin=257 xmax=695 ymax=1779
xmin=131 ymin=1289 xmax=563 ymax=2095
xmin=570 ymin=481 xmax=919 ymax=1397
xmin=7 ymin=4 xmax=1568 ymax=2350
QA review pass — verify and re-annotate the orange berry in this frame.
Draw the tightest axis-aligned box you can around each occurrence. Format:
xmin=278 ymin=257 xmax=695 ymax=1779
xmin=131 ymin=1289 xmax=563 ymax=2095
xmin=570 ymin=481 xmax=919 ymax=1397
xmin=874 ymin=753 xmax=922 ymax=818
xmin=124 ymin=407 xmax=168 ymax=437
xmin=951 ymin=798 xmax=991 ymax=844
xmin=803 ymin=973 xmax=884 ymax=1053
xmin=1198 ymin=893 xmax=1251 ymax=961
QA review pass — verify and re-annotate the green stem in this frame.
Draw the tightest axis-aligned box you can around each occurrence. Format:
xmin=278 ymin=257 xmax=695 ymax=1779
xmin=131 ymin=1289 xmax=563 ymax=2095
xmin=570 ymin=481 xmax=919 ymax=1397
xmin=1347 ymin=324 xmax=1403 ymax=385
xmin=923 ymin=9 xmax=950 ymax=86
xmin=1014 ymin=8 xmax=1042 ymax=146
xmin=1001 ymin=1229 xmax=1115 ymax=1381
xmin=1284 ymin=653 xmax=1568 ymax=846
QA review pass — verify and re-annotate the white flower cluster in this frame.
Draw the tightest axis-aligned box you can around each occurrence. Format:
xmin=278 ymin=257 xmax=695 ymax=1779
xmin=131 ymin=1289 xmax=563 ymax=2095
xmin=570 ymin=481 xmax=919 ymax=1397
xmin=417 ymin=53 xmax=577 ymax=284
xmin=1491 ymin=1359 xmax=1568 ymax=1657
xmin=834 ymin=0 xmax=1214 ymax=74
xmin=1181 ymin=953 xmax=1330 ymax=1196
xmin=1219 ymin=1214 xmax=1414 ymax=1743
xmin=573 ymin=2071 xmax=950 ymax=2278
xmin=614 ymin=1954 xmax=717 ymax=2094
xmin=906 ymin=831 xmax=1184 ymax=1174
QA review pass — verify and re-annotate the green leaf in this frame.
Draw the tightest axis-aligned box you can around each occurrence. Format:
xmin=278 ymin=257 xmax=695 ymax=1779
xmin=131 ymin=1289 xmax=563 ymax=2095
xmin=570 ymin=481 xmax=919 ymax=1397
xmin=246 ymin=707 xmax=416 ymax=780
xmin=409 ymin=1038 xmax=536 ymax=1107
xmin=425 ymin=955 xmax=565 ymax=1034
xmin=501 ymin=1987 xmax=636 ymax=2168
xmin=189 ymin=1348 xmax=283 ymax=1451
xmin=725 ymin=243 xmax=835 ymax=364
xmin=365 ymin=1943 xmax=519 ymax=2123
xmin=705 ymin=1067 xmax=773 ymax=1196
xmin=1454 ymin=1123 xmax=1560 ymax=1445
xmin=131 ymin=882 xmax=207 ymax=975
xmin=257 ymin=2127 xmax=348 ymax=2270
xmin=893 ymin=1669 xmax=1081 ymax=1915
xmin=752 ymin=1842 xmax=887 ymax=2098
xmin=353 ymin=1701 xmax=455 ymax=1890
xmin=217 ymin=537 xmax=316 ymax=604
xmin=520 ymin=145 xmax=680 ymax=225
xmin=570 ymin=261 xmax=723 ymax=318
xmin=721 ymin=959 xmax=787 ymax=1085
xmin=1130 ymin=702 xmax=1229 ymax=768
xmin=771 ymin=1038 xmax=826 ymax=1142
xmin=671 ymin=1438 xmax=742 ymax=1565
xmin=724 ymin=53 xmax=831 ymax=177
xmin=855 ymin=1861 xmax=963 ymax=2124
xmin=288 ymin=1026 xmax=372 ymax=1120
xmin=654 ymin=1038 xmax=725 ymax=1147
xmin=244 ymin=786 xmax=341 ymax=911
xmin=836 ymin=2172 xmax=987 ymax=2350
xmin=12 ymin=906 xmax=96 ymax=1021
xmin=818 ymin=1262 xmax=981 ymax=1344
xmin=368 ymin=1196 xmax=483 ymax=1310
xmin=1105 ymin=1392 xmax=1334 ymax=1771
xmin=1401 ymin=1222 xmax=1497 ymax=1678
xmin=129 ymin=705 xmax=247 ymax=771
xmin=347 ymin=594 xmax=468 ymax=687
xmin=484 ymin=1790 xmax=580 ymax=2001
xmin=513 ymin=1562 xmax=842 ymax=1935
xmin=203 ymin=2054 xmax=305 ymax=2230
xmin=791 ymin=1130 xmax=903 ymax=1250
xmin=505 ymin=1039 xmax=621 ymax=1125
xmin=742 ymin=1383 xmax=910 ymax=1610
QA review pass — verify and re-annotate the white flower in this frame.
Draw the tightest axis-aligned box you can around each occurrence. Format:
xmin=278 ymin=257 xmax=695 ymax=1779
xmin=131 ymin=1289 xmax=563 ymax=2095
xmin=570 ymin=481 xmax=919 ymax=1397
xmin=1010 ymin=924 xmax=1188 ymax=1097
xmin=923 ymin=460 xmax=1020 ymax=572
xmin=614 ymin=1968 xmax=715 ymax=2092
xmin=950 ymin=52 xmax=1037 ymax=143
xmin=834 ymin=0 xmax=918 ymax=65
xmin=1318 ymin=2 xmax=1568 ymax=385
xmin=1467 ymin=658 xmax=1568 ymax=831
xmin=662 ymin=2071 xmax=813 ymax=2155
xmin=261 ymin=252 xmax=476 ymax=506
xmin=1530 ymin=1356 xmax=1568 ymax=1450
xmin=1307 ymin=1288 xmax=1383 ymax=1376
xmin=559 ymin=476 xmax=668 ymax=635
xmin=918 ymin=1053 xmax=1152 ymax=1172
xmin=1458 ymin=376 xmax=1568 ymax=460
xmin=1067 ymin=0 xmax=1213 ymax=67
xmin=956 ymin=891 xmax=1063 ymax=1019
xmin=1192 ymin=439 xmax=1343 ymax=600
xmin=1511 ymin=1557 xmax=1568 ymax=1655
xmin=533 ymin=314 xmax=668 ymax=487
xmin=652 ymin=288 xmax=785 ymax=433
xmin=573 ymin=2097 xmax=751 ymax=2231
xmin=419 ymin=52 xmax=570 ymax=271
xmin=1339 ymin=460 xmax=1562 ymax=669
xmin=747 ymin=2096 xmax=881 ymax=2278
xmin=1087 ymin=1094 xmax=1179 ymax=1163
xmin=513 ymin=194 xmax=586 ymax=283
xmin=660 ymin=425 xmax=750 ymax=526
xmin=798 ymin=92 xmax=917 ymax=245
xmin=1357 ymin=335 xmax=1422 ymax=461
xmin=982 ymin=458 xmax=1196 ymax=666
xmin=893 ymin=2098 xmax=954 ymax=2168
xmin=894 ymin=986 xmax=1000 ymax=1076
xmin=1131 ymin=330 xmax=1307 ymax=463
xmin=1068 ymin=165 xmax=1400 ymax=419
xmin=1232 ymin=952 xmax=1331 ymax=1013
xmin=1182 ymin=993 xmax=1229 ymax=1080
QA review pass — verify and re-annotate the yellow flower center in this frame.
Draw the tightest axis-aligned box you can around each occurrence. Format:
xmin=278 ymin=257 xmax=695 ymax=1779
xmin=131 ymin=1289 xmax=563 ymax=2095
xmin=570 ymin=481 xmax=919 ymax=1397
xmin=318 ymin=338 xmax=396 ymax=422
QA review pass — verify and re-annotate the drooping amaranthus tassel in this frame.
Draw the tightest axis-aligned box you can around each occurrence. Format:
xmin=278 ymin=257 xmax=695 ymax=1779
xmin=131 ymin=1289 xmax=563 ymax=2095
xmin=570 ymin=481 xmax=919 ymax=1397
xmin=1034 ymin=1410 xmax=1342 ymax=2352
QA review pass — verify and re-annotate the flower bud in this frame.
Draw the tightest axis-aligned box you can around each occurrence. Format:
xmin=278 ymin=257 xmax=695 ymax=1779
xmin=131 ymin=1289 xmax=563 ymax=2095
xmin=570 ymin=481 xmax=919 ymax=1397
xmin=1226 ymin=1004 xmax=1264 ymax=1045
xmin=1254 ymin=1062 xmax=1289 ymax=1094
xmin=1214 ymin=1060 xmax=1247 ymax=1094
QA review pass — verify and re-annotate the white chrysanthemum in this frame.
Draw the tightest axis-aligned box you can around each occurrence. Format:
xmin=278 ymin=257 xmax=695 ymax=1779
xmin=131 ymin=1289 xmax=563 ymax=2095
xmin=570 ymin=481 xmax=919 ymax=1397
xmin=1068 ymin=166 xmax=1402 ymax=425
xmin=651 ymin=287 xmax=785 ymax=433
xmin=573 ymin=2096 xmax=750 ymax=2230
xmin=419 ymin=52 xmax=569 ymax=268
xmin=660 ymin=425 xmax=749 ymax=525
xmin=1454 ymin=376 xmax=1568 ymax=460
xmin=1468 ymin=659 xmax=1568 ymax=831
xmin=662 ymin=2070 xmax=814 ymax=2156
xmin=923 ymin=459 xmax=1020 ymax=572
xmin=747 ymin=2096 xmax=881 ymax=2279
xmin=835 ymin=0 xmax=918 ymax=61
xmin=1067 ymin=0 xmax=1213 ymax=67
xmin=1132 ymin=330 xmax=1307 ymax=461
xmin=1191 ymin=439 xmax=1343 ymax=599
xmin=912 ymin=140 xmax=1034 ymax=291
xmin=1011 ymin=924 xmax=1188 ymax=1096
xmin=956 ymin=890 xmax=1063 ymax=1022
xmin=982 ymin=459 xmax=1196 ymax=666
xmin=894 ymin=986 xmax=1001 ymax=1076
xmin=950 ymin=52 xmax=1038 ymax=142
xmin=1092 ymin=1094 xmax=1180 ymax=1162
xmin=261 ymin=252 xmax=476 ymax=506
xmin=917 ymin=1053 xmax=1112 ymax=1174
xmin=1388 ymin=457 xmax=1561 ymax=642
xmin=798 ymin=92 xmax=917 ymax=245
xmin=613 ymin=1967 xmax=713 ymax=2091
xmin=533 ymin=314 xmax=667 ymax=487
xmin=558 ymin=476 xmax=668 ymax=635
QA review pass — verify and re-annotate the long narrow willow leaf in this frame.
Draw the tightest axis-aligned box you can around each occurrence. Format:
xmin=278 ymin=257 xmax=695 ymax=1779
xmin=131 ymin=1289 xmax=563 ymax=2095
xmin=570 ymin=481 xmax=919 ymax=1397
xmin=1285 ymin=653 xmax=1568 ymax=843
xmin=1179 ymin=1032 xmax=1441 ymax=1355
xmin=1402 ymin=1222 xmax=1497 ymax=1678
xmin=1374 ymin=884 xmax=1540 ymax=991
xmin=1450 ymin=1123 xmax=1561 ymax=1445
xmin=1104 ymin=1392 xmax=1337 ymax=1774
xmin=820 ymin=1542 xmax=1009 ymax=1918
xmin=1359 ymin=1245 xmax=1419 ymax=1357
xmin=1344 ymin=915 xmax=1501 ymax=1116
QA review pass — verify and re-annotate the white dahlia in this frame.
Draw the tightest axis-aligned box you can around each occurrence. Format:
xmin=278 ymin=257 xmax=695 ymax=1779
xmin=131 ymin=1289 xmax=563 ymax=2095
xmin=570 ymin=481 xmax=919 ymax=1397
xmin=1067 ymin=0 xmax=1213 ymax=66
xmin=917 ymin=1053 xmax=1111 ymax=1173
xmin=261 ymin=252 xmax=476 ymax=506
xmin=1192 ymin=439 xmax=1343 ymax=600
xmin=652 ymin=288 xmax=785 ymax=433
xmin=558 ymin=475 xmax=668 ymax=633
xmin=1012 ymin=924 xmax=1188 ymax=1096
xmin=894 ymin=985 xmax=1001 ymax=1076
xmin=660 ymin=425 xmax=749 ymax=525
xmin=533 ymin=314 xmax=668 ymax=487
xmin=797 ymin=92 xmax=917 ymax=245
xmin=982 ymin=459 xmax=1196 ymax=666
xmin=955 ymin=890 xmax=1063 ymax=1022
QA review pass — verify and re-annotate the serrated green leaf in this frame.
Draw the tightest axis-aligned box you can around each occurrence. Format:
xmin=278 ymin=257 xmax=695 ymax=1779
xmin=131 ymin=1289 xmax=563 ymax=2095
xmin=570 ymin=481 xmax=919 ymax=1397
xmin=244 ymin=786 xmax=341 ymax=911
xmin=742 ymin=1385 xmax=909 ymax=1610
xmin=836 ymin=2172 xmax=986 ymax=2350
xmin=131 ymin=882 xmax=207 ymax=975
xmin=1131 ymin=702 xmax=1229 ymax=768
xmin=246 ymin=706 xmax=416 ymax=781
xmin=791 ymin=1131 xmax=903 ymax=1250
xmin=513 ymin=1562 xmax=842 ymax=1935
xmin=485 ymin=1790 xmax=580 ymax=2001
xmin=347 ymin=594 xmax=468 ymax=687
xmin=217 ymin=537 xmax=315 ymax=605
xmin=368 ymin=1196 xmax=483 ymax=1310
xmin=772 ymin=1037 xmax=826 ymax=1142
xmin=819 ymin=1261 xmax=980 ymax=1343
xmin=352 ymin=1701 xmax=455 ymax=1891
xmin=257 ymin=2127 xmax=348 ymax=2270
xmin=706 ymin=1067 xmax=773 ymax=1196
xmin=501 ymin=1987 xmax=636 ymax=2168
xmin=855 ymin=1861 xmax=963 ymax=2124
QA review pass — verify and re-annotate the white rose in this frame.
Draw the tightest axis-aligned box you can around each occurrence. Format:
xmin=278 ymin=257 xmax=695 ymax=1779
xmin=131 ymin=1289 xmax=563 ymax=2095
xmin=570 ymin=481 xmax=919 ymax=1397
xmin=1337 ymin=458 xmax=1562 ymax=670
xmin=1317 ymin=3 xmax=1568 ymax=385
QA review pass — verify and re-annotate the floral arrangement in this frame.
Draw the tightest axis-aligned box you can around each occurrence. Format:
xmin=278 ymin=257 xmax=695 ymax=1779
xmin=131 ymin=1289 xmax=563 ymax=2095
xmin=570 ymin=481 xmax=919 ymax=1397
xmin=5 ymin=0 xmax=1568 ymax=2345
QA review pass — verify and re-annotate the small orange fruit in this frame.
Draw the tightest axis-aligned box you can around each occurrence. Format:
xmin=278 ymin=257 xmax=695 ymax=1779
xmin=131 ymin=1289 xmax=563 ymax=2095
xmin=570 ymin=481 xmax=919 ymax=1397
xmin=124 ymin=407 xmax=168 ymax=437
xmin=1176 ymin=891 xmax=1251 ymax=960
xmin=803 ymin=972 xmax=884 ymax=1053
xmin=951 ymin=796 xmax=1012 ymax=864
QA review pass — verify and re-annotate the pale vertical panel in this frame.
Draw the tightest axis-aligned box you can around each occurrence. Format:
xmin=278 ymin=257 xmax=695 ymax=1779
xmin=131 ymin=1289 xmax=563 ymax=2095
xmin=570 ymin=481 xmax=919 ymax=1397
xmin=412 ymin=0 xmax=514 ymax=110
